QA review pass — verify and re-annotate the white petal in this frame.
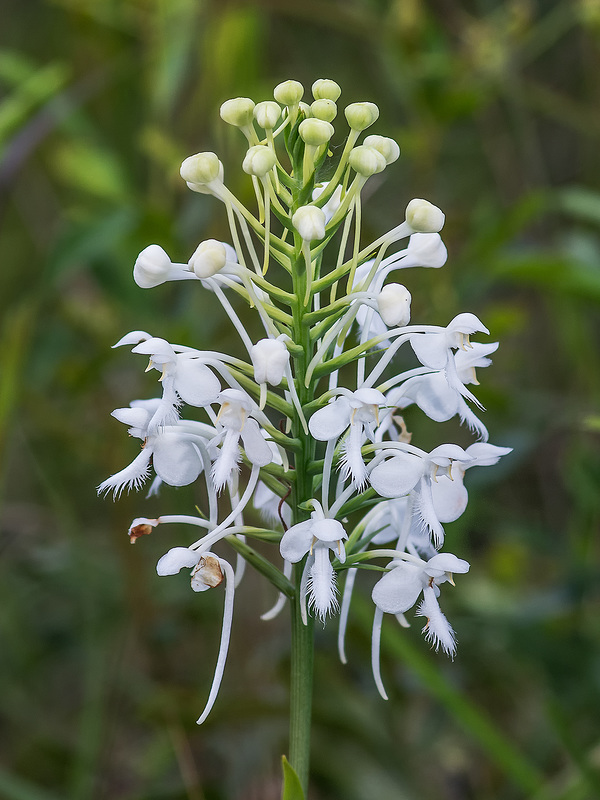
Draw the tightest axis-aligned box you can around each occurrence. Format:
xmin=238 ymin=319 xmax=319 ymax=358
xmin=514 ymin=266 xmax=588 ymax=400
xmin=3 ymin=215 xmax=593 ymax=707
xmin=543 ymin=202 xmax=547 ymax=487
xmin=430 ymin=474 xmax=468 ymax=523
xmin=307 ymin=545 xmax=338 ymax=622
xmin=112 ymin=330 xmax=152 ymax=348
xmin=311 ymin=518 xmax=347 ymax=544
xmin=308 ymin=398 xmax=351 ymax=441
xmin=175 ymin=357 xmax=221 ymax=407
xmin=410 ymin=333 xmax=448 ymax=369
xmin=425 ymin=553 xmax=470 ymax=578
xmin=280 ymin=521 xmax=314 ymax=563
xmin=417 ymin=586 xmax=457 ymax=657
xmin=111 ymin=406 xmax=151 ymax=435
xmin=153 ymin=433 xmax=203 ymax=486
xmin=464 ymin=442 xmax=512 ymax=467
xmin=369 ymin=453 xmax=424 ymax=498
xmin=403 ymin=373 xmax=459 ymax=422
xmin=156 ymin=547 xmax=199 ymax=575
xmin=447 ymin=312 xmax=489 ymax=336
xmin=240 ymin=419 xmax=272 ymax=466
xmin=97 ymin=448 xmax=152 ymax=498
xmin=372 ymin=562 xmax=423 ymax=614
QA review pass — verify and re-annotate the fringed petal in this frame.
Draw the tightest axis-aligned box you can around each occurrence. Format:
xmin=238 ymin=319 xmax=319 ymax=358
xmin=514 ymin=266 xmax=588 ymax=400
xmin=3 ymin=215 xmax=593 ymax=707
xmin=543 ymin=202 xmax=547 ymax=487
xmin=97 ymin=448 xmax=152 ymax=498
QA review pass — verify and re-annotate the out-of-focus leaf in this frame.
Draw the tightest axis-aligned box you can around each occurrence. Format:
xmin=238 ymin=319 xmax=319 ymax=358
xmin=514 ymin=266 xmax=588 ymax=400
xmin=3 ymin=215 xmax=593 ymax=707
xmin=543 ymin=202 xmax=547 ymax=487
xmin=558 ymin=187 xmax=600 ymax=226
xmin=281 ymin=756 xmax=305 ymax=800
xmin=0 ymin=768 xmax=60 ymax=800
xmin=0 ymin=62 xmax=69 ymax=146
xmin=45 ymin=208 xmax=138 ymax=283
xmin=491 ymin=254 xmax=600 ymax=301
xmin=50 ymin=140 xmax=131 ymax=200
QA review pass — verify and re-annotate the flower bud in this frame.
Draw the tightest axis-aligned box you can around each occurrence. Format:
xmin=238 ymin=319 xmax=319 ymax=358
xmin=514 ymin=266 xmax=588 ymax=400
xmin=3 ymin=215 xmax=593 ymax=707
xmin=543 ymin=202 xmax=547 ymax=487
xmin=219 ymin=97 xmax=255 ymax=128
xmin=406 ymin=232 xmax=447 ymax=268
xmin=312 ymin=78 xmax=341 ymax=102
xmin=242 ymin=145 xmax=277 ymax=177
xmin=344 ymin=101 xmax=379 ymax=131
xmin=188 ymin=239 xmax=228 ymax=279
xmin=180 ymin=152 xmax=223 ymax=189
xmin=364 ymin=134 xmax=400 ymax=165
xmin=299 ymin=118 xmax=334 ymax=147
xmin=377 ymin=283 xmax=412 ymax=327
xmin=310 ymin=99 xmax=337 ymax=122
xmin=348 ymin=145 xmax=387 ymax=176
xmin=292 ymin=205 xmax=326 ymax=242
xmin=133 ymin=245 xmax=172 ymax=289
xmin=405 ymin=199 xmax=445 ymax=232
xmin=250 ymin=338 xmax=290 ymax=385
xmin=254 ymin=100 xmax=281 ymax=129
xmin=274 ymin=79 xmax=304 ymax=106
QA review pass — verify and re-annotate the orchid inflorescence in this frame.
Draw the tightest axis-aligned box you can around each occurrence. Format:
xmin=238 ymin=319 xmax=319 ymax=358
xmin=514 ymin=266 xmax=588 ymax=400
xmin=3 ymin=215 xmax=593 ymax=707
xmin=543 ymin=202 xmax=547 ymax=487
xmin=100 ymin=78 xmax=510 ymax=725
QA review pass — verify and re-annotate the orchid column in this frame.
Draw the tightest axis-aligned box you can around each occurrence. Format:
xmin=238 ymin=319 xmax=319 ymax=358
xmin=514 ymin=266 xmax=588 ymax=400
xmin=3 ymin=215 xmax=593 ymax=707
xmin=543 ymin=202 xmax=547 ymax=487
xmin=100 ymin=77 xmax=510 ymax=798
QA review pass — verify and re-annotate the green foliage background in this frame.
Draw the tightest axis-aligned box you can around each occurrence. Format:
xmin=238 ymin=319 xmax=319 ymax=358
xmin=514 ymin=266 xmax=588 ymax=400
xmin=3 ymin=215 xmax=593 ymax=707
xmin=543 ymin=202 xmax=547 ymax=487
xmin=1 ymin=1 xmax=599 ymax=798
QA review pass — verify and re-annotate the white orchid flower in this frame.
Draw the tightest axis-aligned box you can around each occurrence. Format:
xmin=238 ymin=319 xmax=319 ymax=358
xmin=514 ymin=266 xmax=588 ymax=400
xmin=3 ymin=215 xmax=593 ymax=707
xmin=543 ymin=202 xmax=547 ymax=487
xmin=279 ymin=502 xmax=348 ymax=623
xmin=131 ymin=337 xmax=222 ymax=429
xmin=156 ymin=547 xmax=235 ymax=725
xmin=389 ymin=342 xmax=499 ymax=441
xmin=409 ymin=313 xmax=489 ymax=408
xmin=369 ymin=444 xmax=474 ymax=547
xmin=309 ymin=388 xmax=386 ymax=490
xmin=429 ymin=442 xmax=512 ymax=524
xmin=97 ymin=399 xmax=212 ymax=498
xmin=371 ymin=552 xmax=469 ymax=698
xmin=211 ymin=389 xmax=272 ymax=492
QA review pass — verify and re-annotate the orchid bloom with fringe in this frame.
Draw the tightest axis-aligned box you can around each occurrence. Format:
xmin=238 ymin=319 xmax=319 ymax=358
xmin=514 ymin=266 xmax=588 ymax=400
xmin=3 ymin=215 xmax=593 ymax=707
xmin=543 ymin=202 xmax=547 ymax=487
xmin=99 ymin=78 xmax=510 ymax=793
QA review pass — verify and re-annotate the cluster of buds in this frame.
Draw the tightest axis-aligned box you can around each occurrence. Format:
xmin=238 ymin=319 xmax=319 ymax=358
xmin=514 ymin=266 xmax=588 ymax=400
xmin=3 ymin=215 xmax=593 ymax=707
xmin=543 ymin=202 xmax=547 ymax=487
xmin=100 ymin=78 xmax=510 ymax=722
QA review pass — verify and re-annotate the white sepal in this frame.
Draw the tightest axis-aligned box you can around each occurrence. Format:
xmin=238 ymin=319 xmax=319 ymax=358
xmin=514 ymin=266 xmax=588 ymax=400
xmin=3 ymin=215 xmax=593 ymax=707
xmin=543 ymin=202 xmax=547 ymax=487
xmin=156 ymin=547 xmax=200 ymax=576
xmin=371 ymin=562 xmax=423 ymax=614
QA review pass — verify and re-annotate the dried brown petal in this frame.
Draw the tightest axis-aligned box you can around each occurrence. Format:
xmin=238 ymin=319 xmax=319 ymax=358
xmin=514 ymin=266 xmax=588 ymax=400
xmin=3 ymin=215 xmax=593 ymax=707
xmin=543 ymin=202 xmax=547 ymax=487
xmin=192 ymin=555 xmax=224 ymax=588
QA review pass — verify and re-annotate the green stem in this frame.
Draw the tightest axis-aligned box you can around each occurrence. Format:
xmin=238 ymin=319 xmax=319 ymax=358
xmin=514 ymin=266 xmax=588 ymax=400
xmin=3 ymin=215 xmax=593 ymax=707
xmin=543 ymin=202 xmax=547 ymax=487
xmin=287 ymin=193 xmax=317 ymax=793
xmin=289 ymin=573 xmax=314 ymax=794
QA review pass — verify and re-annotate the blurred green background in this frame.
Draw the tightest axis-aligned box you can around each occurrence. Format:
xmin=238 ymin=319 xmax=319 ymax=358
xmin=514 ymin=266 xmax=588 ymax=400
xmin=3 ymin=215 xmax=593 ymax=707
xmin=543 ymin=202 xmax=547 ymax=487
xmin=1 ymin=0 xmax=600 ymax=798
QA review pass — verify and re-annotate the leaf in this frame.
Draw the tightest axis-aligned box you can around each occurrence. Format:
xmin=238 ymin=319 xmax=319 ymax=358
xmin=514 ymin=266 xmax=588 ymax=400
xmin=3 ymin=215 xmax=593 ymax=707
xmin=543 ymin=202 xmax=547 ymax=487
xmin=281 ymin=756 xmax=305 ymax=800
xmin=225 ymin=536 xmax=294 ymax=598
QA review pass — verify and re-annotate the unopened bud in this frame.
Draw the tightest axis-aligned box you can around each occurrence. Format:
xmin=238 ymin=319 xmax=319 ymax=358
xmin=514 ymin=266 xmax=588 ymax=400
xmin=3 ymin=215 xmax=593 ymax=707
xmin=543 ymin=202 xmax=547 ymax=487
xmin=188 ymin=239 xmax=228 ymax=279
xmin=180 ymin=152 xmax=223 ymax=189
xmin=348 ymin=145 xmax=387 ymax=177
xmin=364 ymin=134 xmax=400 ymax=165
xmin=251 ymin=338 xmax=290 ymax=385
xmin=311 ymin=99 xmax=337 ymax=122
xmin=344 ymin=101 xmax=379 ymax=131
xmin=220 ymin=97 xmax=255 ymax=128
xmin=274 ymin=79 xmax=304 ymax=106
xmin=242 ymin=145 xmax=277 ymax=177
xmin=133 ymin=245 xmax=172 ymax=289
xmin=377 ymin=283 xmax=412 ymax=327
xmin=292 ymin=205 xmax=326 ymax=241
xmin=299 ymin=118 xmax=334 ymax=146
xmin=312 ymin=78 xmax=342 ymax=102
xmin=254 ymin=100 xmax=281 ymax=129
xmin=405 ymin=199 xmax=445 ymax=233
